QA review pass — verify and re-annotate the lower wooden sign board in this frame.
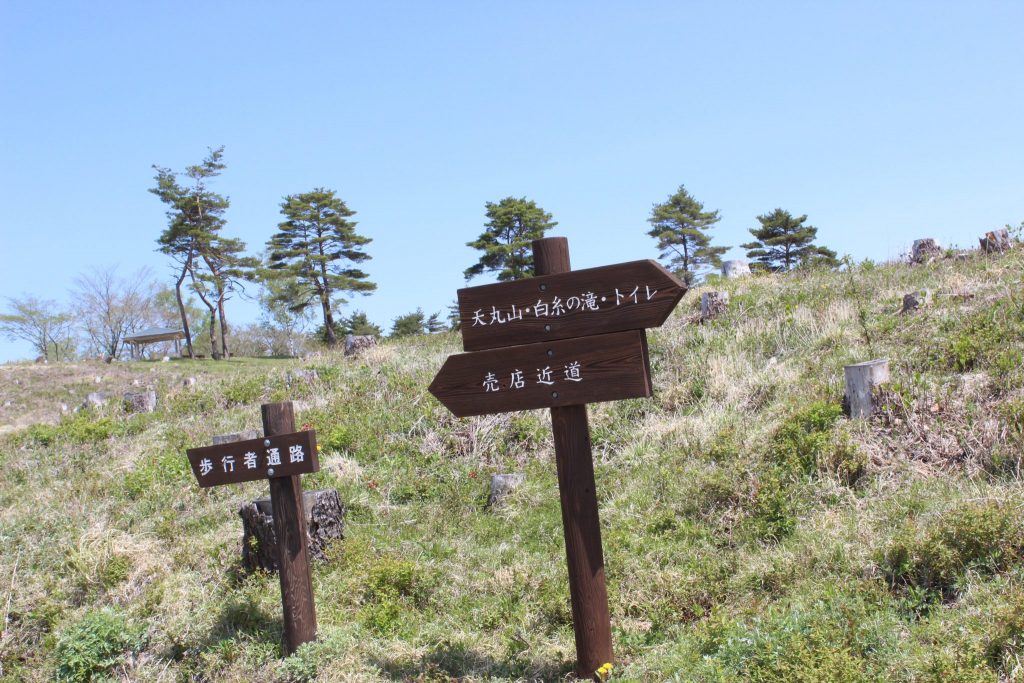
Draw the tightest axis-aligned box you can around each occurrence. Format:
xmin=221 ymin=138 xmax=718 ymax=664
xmin=428 ymin=330 xmax=652 ymax=417
xmin=186 ymin=430 xmax=319 ymax=488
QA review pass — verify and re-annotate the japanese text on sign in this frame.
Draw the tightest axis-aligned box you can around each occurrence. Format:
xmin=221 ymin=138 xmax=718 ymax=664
xmin=483 ymin=361 xmax=583 ymax=392
xmin=469 ymin=285 xmax=659 ymax=328
xmin=186 ymin=430 xmax=318 ymax=488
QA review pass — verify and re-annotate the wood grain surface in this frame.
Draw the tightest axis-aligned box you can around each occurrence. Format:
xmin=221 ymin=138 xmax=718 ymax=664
xmin=457 ymin=259 xmax=686 ymax=351
xmin=186 ymin=429 xmax=318 ymax=488
xmin=428 ymin=329 xmax=651 ymax=417
xmin=261 ymin=402 xmax=318 ymax=655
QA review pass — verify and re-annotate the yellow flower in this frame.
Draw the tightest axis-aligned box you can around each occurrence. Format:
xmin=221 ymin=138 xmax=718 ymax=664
xmin=595 ymin=662 xmax=614 ymax=681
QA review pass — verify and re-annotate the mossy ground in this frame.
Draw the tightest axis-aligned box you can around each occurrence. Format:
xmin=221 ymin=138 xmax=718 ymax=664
xmin=2 ymin=249 xmax=1024 ymax=681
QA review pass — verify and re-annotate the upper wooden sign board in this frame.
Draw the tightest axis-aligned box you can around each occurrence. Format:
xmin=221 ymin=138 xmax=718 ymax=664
xmin=429 ymin=330 xmax=651 ymax=417
xmin=186 ymin=430 xmax=319 ymax=488
xmin=457 ymin=260 xmax=686 ymax=351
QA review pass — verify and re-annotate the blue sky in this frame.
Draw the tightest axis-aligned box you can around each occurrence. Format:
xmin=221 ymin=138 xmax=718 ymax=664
xmin=1 ymin=1 xmax=1022 ymax=361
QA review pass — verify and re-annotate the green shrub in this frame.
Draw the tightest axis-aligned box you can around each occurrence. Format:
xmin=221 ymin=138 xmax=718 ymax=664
xmin=54 ymin=608 xmax=140 ymax=682
xmin=985 ymin=594 xmax=1024 ymax=674
xmin=322 ymin=424 xmax=356 ymax=454
xmin=223 ymin=376 xmax=265 ymax=407
xmin=166 ymin=388 xmax=218 ymax=416
xmin=98 ymin=554 xmax=131 ymax=589
xmin=744 ymin=469 xmax=798 ymax=542
xmin=769 ymin=402 xmax=842 ymax=477
xmin=21 ymin=413 xmax=117 ymax=447
xmin=360 ymin=556 xmax=426 ymax=635
xmin=368 ymin=556 xmax=419 ymax=599
xmin=818 ymin=431 xmax=868 ymax=486
xmin=879 ymin=501 xmax=1022 ymax=600
xmin=361 ymin=596 xmax=403 ymax=636
xmin=932 ymin=297 xmax=1024 ymax=373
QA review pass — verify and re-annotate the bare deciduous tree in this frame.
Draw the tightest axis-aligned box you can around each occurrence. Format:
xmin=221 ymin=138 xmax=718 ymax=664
xmin=72 ymin=266 xmax=157 ymax=360
xmin=0 ymin=295 xmax=75 ymax=361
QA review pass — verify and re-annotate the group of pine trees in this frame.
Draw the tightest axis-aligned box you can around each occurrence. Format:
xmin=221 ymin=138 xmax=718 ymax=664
xmin=151 ymin=149 xmax=376 ymax=358
xmin=646 ymin=186 xmax=838 ymax=284
xmin=151 ymin=148 xmax=839 ymax=358
xmin=463 ymin=187 xmax=839 ymax=287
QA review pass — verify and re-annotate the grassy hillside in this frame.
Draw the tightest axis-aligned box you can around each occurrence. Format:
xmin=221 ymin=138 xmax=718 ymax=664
xmin=2 ymin=249 xmax=1023 ymax=682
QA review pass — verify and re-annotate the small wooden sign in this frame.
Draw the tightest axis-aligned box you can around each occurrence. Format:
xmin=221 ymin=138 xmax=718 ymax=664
xmin=186 ymin=430 xmax=319 ymax=488
xmin=429 ymin=330 xmax=651 ymax=417
xmin=457 ymin=259 xmax=686 ymax=351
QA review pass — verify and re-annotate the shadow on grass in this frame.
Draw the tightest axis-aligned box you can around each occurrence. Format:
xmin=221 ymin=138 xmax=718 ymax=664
xmin=159 ymin=593 xmax=284 ymax=661
xmin=374 ymin=639 xmax=572 ymax=682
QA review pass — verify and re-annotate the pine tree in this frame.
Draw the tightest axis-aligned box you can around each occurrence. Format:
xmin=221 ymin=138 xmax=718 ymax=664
xmin=151 ymin=147 xmax=254 ymax=359
xmin=425 ymin=311 xmax=446 ymax=333
xmin=339 ymin=310 xmax=382 ymax=337
xmin=151 ymin=147 xmax=229 ymax=358
xmin=266 ymin=188 xmax=375 ymax=347
xmin=464 ymin=197 xmax=557 ymax=281
xmin=742 ymin=209 xmax=839 ymax=271
xmin=646 ymin=185 xmax=727 ymax=284
xmin=390 ymin=309 xmax=426 ymax=337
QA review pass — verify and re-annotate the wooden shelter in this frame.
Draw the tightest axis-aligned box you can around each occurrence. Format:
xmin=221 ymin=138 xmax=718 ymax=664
xmin=124 ymin=327 xmax=186 ymax=358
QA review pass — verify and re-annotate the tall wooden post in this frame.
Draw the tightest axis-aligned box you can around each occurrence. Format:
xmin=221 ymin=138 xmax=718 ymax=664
xmin=261 ymin=401 xmax=317 ymax=654
xmin=533 ymin=237 xmax=614 ymax=677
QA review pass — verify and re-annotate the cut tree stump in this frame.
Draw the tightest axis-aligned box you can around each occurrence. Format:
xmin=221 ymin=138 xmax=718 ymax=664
xmin=700 ymin=291 xmax=730 ymax=321
xmin=900 ymin=289 xmax=932 ymax=314
xmin=344 ymin=335 xmax=377 ymax=356
xmin=488 ymin=473 xmax=526 ymax=507
xmin=979 ymin=228 xmax=1011 ymax=253
xmin=212 ymin=430 xmax=260 ymax=445
xmin=287 ymin=369 xmax=319 ymax=383
xmin=911 ymin=239 xmax=942 ymax=264
xmin=123 ymin=390 xmax=157 ymax=414
xmin=81 ymin=392 xmax=109 ymax=410
xmin=239 ymin=488 xmax=345 ymax=572
xmin=721 ymin=260 xmax=751 ymax=279
xmin=843 ymin=359 xmax=890 ymax=419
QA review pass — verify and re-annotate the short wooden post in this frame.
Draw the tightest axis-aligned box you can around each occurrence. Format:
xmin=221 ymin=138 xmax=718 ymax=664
xmin=261 ymin=401 xmax=317 ymax=654
xmin=844 ymin=359 xmax=890 ymax=419
xmin=700 ymin=291 xmax=730 ymax=321
xmin=533 ymin=237 xmax=613 ymax=678
xmin=911 ymin=238 xmax=942 ymax=264
xmin=979 ymin=228 xmax=1011 ymax=253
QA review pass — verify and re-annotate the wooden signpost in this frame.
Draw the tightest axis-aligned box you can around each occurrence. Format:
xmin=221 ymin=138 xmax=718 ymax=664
xmin=185 ymin=401 xmax=319 ymax=655
xmin=430 ymin=237 xmax=686 ymax=678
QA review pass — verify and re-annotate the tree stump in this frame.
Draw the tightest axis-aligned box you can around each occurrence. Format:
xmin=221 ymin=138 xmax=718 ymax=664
xmin=721 ymin=260 xmax=751 ymax=279
xmin=911 ymin=239 xmax=942 ymax=264
xmin=843 ymin=359 xmax=890 ymax=419
xmin=488 ymin=473 xmax=526 ymax=507
xmin=81 ymin=392 xmax=109 ymax=410
xmin=123 ymin=390 xmax=157 ymax=414
xmin=979 ymin=228 xmax=1011 ymax=253
xmin=239 ymin=488 xmax=345 ymax=572
xmin=900 ymin=289 xmax=932 ymax=314
xmin=344 ymin=335 xmax=377 ymax=356
xmin=700 ymin=291 xmax=730 ymax=321
xmin=287 ymin=369 xmax=319 ymax=383
xmin=212 ymin=430 xmax=260 ymax=445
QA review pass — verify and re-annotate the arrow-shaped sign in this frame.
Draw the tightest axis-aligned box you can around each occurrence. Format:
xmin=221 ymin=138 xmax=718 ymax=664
xmin=429 ymin=330 xmax=651 ymax=417
xmin=186 ymin=430 xmax=319 ymax=488
xmin=457 ymin=259 xmax=686 ymax=351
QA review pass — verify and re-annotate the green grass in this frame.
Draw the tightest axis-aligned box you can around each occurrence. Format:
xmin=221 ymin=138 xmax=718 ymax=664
xmin=2 ymin=248 xmax=1024 ymax=681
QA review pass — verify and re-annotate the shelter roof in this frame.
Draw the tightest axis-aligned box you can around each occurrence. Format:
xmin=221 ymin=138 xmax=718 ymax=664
xmin=124 ymin=327 xmax=186 ymax=344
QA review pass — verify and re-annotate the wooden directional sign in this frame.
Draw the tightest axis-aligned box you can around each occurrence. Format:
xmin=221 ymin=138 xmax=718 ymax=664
xmin=431 ymin=238 xmax=690 ymax=678
xmin=457 ymin=259 xmax=686 ymax=351
xmin=429 ymin=330 xmax=651 ymax=417
xmin=186 ymin=430 xmax=319 ymax=488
